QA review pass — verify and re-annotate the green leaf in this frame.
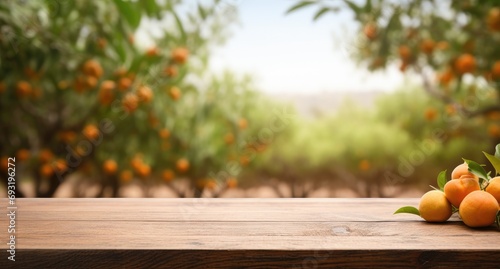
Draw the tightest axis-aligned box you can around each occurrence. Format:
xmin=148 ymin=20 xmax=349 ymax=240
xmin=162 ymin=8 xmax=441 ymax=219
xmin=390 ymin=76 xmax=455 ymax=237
xmin=142 ymin=0 xmax=159 ymax=18
xmin=172 ymin=11 xmax=187 ymax=43
xmin=113 ymin=0 xmax=142 ymax=29
xmin=286 ymin=1 xmax=316 ymax=14
xmin=343 ymin=0 xmax=362 ymax=14
xmin=484 ymin=151 xmax=500 ymax=176
xmin=437 ymin=170 xmax=447 ymax=191
xmin=463 ymin=159 xmax=489 ymax=180
xmin=313 ymin=7 xmax=330 ymax=21
xmin=198 ymin=4 xmax=207 ymax=20
xmin=394 ymin=206 xmax=420 ymax=216
xmin=495 ymin=143 xmax=500 ymax=159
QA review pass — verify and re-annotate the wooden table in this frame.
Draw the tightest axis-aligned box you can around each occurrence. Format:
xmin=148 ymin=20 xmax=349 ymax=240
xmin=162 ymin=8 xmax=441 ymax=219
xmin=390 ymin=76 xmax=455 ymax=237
xmin=1 ymin=198 xmax=499 ymax=268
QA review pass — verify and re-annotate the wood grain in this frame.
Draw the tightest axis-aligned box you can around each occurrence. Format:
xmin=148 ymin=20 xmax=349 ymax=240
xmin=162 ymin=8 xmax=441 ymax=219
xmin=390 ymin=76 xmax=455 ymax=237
xmin=1 ymin=198 xmax=499 ymax=268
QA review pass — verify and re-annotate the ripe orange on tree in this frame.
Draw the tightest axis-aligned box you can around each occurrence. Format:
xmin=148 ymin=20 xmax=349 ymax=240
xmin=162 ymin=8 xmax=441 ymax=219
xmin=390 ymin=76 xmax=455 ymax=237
xmin=487 ymin=7 xmax=500 ymax=31
xmin=39 ymin=149 xmax=54 ymax=163
xmin=118 ymin=77 xmax=132 ymax=91
xmin=168 ymin=86 xmax=181 ymax=100
xmin=120 ymin=170 xmax=133 ymax=183
xmin=103 ymin=159 xmax=118 ymax=175
xmin=146 ymin=46 xmax=160 ymax=57
xmin=437 ymin=69 xmax=454 ymax=86
xmin=238 ymin=118 xmax=248 ymax=129
xmin=424 ymin=107 xmax=438 ymax=121
xmin=176 ymin=158 xmax=190 ymax=173
xmin=226 ymin=178 xmax=238 ymax=189
xmin=40 ymin=163 xmax=54 ymax=178
xmin=164 ymin=65 xmax=178 ymax=77
xmin=137 ymin=85 xmax=153 ymax=103
xmin=82 ymin=59 xmax=103 ymax=79
xmin=83 ymin=124 xmax=100 ymax=140
xmin=122 ymin=93 xmax=139 ymax=113
xmin=224 ymin=133 xmax=235 ymax=145
xmin=162 ymin=169 xmax=175 ymax=182
xmin=98 ymin=80 xmax=116 ymax=105
xmin=1 ymin=157 xmax=8 ymax=171
xmin=16 ymin=149 xmax=30 ymax=162
xmin=16 ymin=81 xmax=32 ymax=97
xmin=171 ymin=47 xmax=189 ymax=64
xmin=398 ymin=45 xmax=411 ymax=61
xmin=159 ymin=128 xmax=170 ymax=139
xmin=491 ymin=61 xmax=500 ymax=78
xmin=420 ymin=39 xmax=435 ymax=54
xmin=455 ymin=54 xmax=476 ymax=74
xmin=363 ymin=23 xmax=377 ymax=40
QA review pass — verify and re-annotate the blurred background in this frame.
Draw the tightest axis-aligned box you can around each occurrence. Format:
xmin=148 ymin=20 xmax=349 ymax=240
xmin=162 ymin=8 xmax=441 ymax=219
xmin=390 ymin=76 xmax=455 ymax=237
xmin=1 ymin=0 xmax=500 ymax=198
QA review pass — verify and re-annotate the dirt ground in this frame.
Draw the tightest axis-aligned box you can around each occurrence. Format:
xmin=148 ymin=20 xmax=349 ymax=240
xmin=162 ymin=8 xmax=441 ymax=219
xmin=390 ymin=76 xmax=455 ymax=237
xmin=1 ymin=177 xmax=425 ymax=198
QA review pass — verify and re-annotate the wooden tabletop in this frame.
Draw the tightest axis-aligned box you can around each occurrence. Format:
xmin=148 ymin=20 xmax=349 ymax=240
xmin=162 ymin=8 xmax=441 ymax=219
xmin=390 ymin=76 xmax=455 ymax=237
xmin=1 ymin=198 xmax=499 ymax=268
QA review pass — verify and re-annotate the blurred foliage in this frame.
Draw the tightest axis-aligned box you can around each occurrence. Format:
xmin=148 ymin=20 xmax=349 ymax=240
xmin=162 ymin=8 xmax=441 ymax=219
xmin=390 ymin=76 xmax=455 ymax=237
xmin=0 ymin=0 xmax=275 ymax=197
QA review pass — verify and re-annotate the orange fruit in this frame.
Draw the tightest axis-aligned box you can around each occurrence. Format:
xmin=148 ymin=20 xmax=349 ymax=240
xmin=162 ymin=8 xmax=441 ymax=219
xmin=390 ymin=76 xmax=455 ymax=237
xmin=118 ymin=77 xmax=132 ymax=91
xmin=358 ymin=160 xmax=371 ymax=171
xmin=487 ymin=8 xmax=500 ymax=31
xmin=136 ymin=164 xmax=151 ymax=178
xmin=16 ymin=149 xmax=30 ymax=162
xmin=363 ymin=23 xmax=377 ymax=40
xmin=239 ymin=155 xmax=250 ymax=166
xmin=451 ymin=162 xmax=477 ymax=180
xmin=114 ymin=67 xmax=127 ymax=77
xmin=176 ymin=158 xmax=189 ymax=173
xmin=171 ymin=47 xmax=189 ymax=64
xmin=40 ymin=163 xmax=54 ymax=177
xmin=122 ymin=93 xmax=139 ymax=113
xmin=205 ymin=179 xmax=217 ymax=190
xmin=455 ymin=54 xmax=476 ymax=74
xmin=445 ymin=104 xmax=456 ymax=116
xmin=224 ymin=133 xmax=235 ymax=145
xmin=120 ymin=170 xmax=133 ymax=183
xmin=85 ymin=76 xmax=98 ymax=88
xmin=437 ymin=69 xmax=454 ymax=86
xmin=420 ymin=39 xmax=435 ymax=54
xmin=459 ymin=191 xmax=499 ymax=227
xmin=83 ymin=124 xmax=100 ymax=140
xmin=1 ymin=157 xmax=8 ymax=171
xmin=82 ymin=59 xmax=103 ymax=79
xmin=168 ymin=86 xmax=181 ymax=100
xmin=488 ymin=124 xmax=500 ymax=138
xmin=137 ymin=85 xmax=153 ymax=103
xmin=444 ymin=176 xmax=481 ymax=208
xmin=0 ymin=82 xmax=6 ymax=93
xmin=486 ymin=177 xmax=500 ymax=204
xmin=103 ymin=159 xmax=118 ymax=175
xmin=39 ymin=149 xmax=54 ymax=163
xmin=74 ymin=76 xmax=88 ymax=93
xmin=436 ymin=41 xmax=449 ymax=50
xmin=146 ymin=46 xmax=160 ymax=57
xmin=418 ymin=190 xmax=452 ymax=222
xmin=164 ymin=65 xmax=178 ymax=77
xmin=227 ymin=178 xmax=238 ymax=189
xmin=491 ymin=61 xmax=500 ymax=78
xmin=238 ymin=118 xmax=248 ymax=129
xmin=98 ymin=80 xmax=116 ymax=105
xmin=159 ymin=128 xmax=170 ymax=139
xmin=58 ymin=80 xmax=69 ymax=90
xmin=424 ymin=107 xmax=438 ymax=121
xmin=398 ymin=45 xmax=411 ymax=61
xmin=162 ymin=169 xmax=175 ymax=182
xmin=16 ymin=81 xmax=32 ymax=97
xmin=53 ymin=159 xmax=67 ymax=173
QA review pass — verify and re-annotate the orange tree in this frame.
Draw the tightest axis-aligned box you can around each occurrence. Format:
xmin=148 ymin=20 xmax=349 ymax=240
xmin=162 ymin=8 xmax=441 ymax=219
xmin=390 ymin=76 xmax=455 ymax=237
xmin=288 ymin=0 xmax=500 ymax=140
xmin=0 ymin=0 xmax=264 ymax=197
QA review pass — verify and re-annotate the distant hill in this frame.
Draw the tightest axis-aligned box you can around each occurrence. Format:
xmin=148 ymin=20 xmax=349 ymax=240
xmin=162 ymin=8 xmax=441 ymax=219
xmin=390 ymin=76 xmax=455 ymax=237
xmin=268 ymin=91 xmax=384 ymax=118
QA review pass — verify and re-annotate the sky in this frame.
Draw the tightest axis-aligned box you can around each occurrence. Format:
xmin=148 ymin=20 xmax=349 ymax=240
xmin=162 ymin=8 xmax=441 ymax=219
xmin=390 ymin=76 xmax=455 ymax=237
xmin=209 ymin=0 xmax=408 ymax=94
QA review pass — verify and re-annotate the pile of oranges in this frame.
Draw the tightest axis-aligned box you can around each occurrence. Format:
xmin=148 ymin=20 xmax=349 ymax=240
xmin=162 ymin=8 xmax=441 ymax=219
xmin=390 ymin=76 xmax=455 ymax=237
xmin=396 ymin=161 xmax=500 ymax=228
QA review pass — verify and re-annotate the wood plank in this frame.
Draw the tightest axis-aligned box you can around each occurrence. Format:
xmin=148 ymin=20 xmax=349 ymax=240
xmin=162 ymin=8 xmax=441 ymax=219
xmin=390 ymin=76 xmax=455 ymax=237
xmin=1 ymin=198 xmax=499 ymax=268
